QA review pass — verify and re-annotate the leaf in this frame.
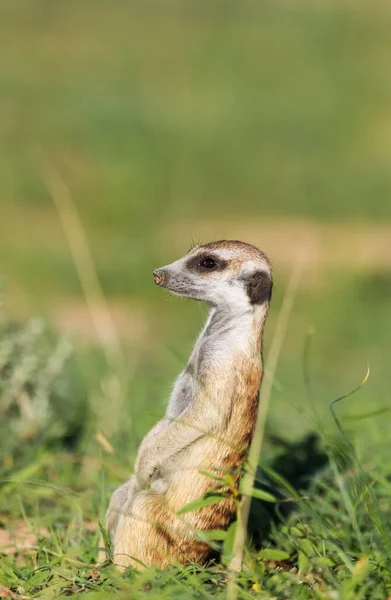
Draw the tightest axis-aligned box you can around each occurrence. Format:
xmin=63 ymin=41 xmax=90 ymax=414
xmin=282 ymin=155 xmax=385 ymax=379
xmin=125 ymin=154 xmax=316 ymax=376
xmin=198 ymin=470 xmax=225 ymax=482
xmin=177 ymin=495 xmax=225 ymax=515
xmin=221 ymin=521 xmax=237 ymax=566
xmin=300 ymin=538 xmax=314 ymax=557
xmin=259 ymin=549 xmax=290 ymax=561
xmin=249 ymin=488 xmax=277 ymax=503
xmin=199 ymin=529 xmax=227 ymax=541
xmin=313 ymin=556 xmax=335 ymax=568
xmin=196 ymin=528 xmax=227 ymax=548
xmin=290 ymin=526 xmax=304 ymax=537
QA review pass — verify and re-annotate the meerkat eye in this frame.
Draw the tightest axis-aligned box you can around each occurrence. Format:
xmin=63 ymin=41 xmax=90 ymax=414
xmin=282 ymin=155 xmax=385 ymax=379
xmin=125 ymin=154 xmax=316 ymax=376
xmin=186 ymin=253 xmax=226 ymax=272
xmin=199 ymin=257 xmax=217 ymax=270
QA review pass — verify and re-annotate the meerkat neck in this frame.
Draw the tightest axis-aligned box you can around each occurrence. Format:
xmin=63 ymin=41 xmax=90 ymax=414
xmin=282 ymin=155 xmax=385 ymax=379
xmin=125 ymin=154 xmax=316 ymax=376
xmin=194 ymin=302 xmax=268 ymax=374
xmin=208 ymin=303 xmax=266 ymax=345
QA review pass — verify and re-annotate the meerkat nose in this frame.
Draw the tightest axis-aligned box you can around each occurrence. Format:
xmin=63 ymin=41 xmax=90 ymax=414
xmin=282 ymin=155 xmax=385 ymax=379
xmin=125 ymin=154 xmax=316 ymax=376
xmin=153 ymin=270 xmax=165 ymax=286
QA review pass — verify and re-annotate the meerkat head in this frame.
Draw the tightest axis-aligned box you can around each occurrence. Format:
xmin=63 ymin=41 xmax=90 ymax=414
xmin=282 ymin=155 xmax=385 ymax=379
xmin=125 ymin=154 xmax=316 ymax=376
xmin=153 ymin=240 xmax=272 ymax=308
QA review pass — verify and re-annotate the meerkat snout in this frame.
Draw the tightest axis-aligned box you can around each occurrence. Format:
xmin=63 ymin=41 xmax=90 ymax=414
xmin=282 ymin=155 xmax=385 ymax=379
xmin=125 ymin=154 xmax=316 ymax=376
xmin=153 ymin=270 xmax=165 ymax=286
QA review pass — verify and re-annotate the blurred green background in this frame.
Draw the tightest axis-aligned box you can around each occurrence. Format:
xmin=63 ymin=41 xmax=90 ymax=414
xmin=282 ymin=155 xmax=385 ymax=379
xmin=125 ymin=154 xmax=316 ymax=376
xmin=1 ymin=0 xmax=391 ymax=507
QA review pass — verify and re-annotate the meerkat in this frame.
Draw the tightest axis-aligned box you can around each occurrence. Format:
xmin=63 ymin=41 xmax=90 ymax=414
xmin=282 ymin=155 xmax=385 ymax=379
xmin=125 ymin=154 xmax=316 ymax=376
xmin=100 ymin=240 xmax=273 ymax=570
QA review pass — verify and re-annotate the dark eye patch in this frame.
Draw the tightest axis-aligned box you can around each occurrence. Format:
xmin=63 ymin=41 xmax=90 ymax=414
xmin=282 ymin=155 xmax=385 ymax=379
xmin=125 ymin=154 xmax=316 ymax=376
xmin=186 ymin=253 xmax=227 ymax=273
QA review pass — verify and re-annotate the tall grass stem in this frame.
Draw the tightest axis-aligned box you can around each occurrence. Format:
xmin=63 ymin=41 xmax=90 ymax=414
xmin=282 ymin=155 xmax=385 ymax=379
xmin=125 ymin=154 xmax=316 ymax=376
xmin=226 ymin=256 xmax=303 ymax=600
xmin=39 ymin=153 xmax=127 ymax=435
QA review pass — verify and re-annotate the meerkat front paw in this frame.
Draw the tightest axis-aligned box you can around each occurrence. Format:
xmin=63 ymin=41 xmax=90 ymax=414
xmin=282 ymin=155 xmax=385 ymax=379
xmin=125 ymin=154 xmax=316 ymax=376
xmin=150 ymin=477 xmax=168 ymax=494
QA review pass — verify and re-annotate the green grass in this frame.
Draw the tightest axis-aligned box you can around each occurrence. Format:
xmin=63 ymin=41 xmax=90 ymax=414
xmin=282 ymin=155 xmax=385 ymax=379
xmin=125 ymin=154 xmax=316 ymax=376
xmin=1 ymin=1 xmax=391 ymax=598
xmin=1 ymin=268 xmax=391 ymax=598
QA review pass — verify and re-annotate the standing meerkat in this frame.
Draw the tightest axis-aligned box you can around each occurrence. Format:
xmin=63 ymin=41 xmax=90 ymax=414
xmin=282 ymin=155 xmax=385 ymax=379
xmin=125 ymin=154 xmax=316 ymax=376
xmin=101 ymin=240 xmax=273 ymax=570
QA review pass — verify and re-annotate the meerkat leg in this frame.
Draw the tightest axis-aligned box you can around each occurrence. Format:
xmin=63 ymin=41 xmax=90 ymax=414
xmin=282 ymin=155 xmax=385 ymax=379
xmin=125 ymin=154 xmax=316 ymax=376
xmin=99 ymin=419 xmax=169 ymax=564
xmin=112 ymin=489 xmax=205 ymax=570
xmin=98 ymin=476 xmax=137 ymax=564
xmin=106 ymin=477 xmax=137 ymax=538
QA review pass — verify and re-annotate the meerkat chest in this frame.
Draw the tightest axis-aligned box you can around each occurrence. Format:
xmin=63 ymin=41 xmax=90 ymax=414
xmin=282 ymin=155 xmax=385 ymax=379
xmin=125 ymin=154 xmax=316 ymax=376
xmin=166 ymin=310 xmax=257 ymax=420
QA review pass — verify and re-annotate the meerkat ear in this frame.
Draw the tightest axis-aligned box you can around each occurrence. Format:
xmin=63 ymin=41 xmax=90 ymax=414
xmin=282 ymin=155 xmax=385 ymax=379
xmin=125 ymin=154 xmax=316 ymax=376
xmin=247 ymin=271 xmax=273 ymax=304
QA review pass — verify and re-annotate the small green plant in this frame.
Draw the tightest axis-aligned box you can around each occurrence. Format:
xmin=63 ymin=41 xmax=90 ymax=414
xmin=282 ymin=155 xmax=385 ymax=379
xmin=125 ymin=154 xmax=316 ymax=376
xmin=0 ymin=299 xmax=86 ymax=475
